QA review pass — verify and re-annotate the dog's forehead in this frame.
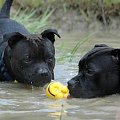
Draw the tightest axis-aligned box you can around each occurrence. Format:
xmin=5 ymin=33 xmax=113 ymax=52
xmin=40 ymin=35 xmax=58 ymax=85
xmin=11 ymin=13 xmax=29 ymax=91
xmin=26 ymin=34 xmax=55 ymax=54
xmin=80 ymin=46 xmax=114 ymax=64
xmin=11 ymin=34 xmax=55 ymax=57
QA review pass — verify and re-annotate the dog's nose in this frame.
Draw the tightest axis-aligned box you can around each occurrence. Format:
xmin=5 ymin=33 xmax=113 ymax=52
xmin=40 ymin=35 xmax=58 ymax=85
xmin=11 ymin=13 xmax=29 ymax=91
xmin=67 ymin=80 xmax=75 ymax=87
xmin=38 ymin=68 xmax=49 ymax=77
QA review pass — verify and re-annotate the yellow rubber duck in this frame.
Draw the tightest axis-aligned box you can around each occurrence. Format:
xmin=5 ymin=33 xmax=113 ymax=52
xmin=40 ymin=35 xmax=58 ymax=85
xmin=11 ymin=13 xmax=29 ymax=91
xmin=46 ymin=82 xmax=69 ymax=99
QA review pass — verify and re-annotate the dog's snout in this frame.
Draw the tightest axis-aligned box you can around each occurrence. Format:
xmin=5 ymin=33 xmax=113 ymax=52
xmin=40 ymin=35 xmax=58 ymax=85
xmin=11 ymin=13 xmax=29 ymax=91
xmin=38 ymin=68 xmax=49 ymax=77
xmin=67 ymin=80 xmax=75 ymax=87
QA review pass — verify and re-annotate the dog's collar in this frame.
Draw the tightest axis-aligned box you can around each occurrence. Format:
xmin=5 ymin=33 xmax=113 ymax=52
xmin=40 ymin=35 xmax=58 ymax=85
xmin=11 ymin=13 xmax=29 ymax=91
xmin=0 ymin=51 xmax=13 ymax=81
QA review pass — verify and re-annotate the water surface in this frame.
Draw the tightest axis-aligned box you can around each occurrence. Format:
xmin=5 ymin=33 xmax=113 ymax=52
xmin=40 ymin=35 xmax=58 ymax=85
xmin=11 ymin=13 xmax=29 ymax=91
xmin=0 ymin=31 xmax=120 ymax=120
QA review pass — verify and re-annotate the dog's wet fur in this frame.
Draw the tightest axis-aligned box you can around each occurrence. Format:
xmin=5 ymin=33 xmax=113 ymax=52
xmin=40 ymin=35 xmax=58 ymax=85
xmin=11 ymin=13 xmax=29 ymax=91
xmin=0 ymin=0 xmax=60 ymax=87
xmin=68 ymin=44 xmax=120 ymax=98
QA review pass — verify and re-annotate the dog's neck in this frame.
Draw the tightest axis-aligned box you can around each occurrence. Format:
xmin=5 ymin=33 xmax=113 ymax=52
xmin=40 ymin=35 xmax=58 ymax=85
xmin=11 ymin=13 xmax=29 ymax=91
xmin=0 ymin=51 xmax=13 ymax=81
xmin=0 ymin=43 xmax=13 ymax=81
xmin=1 ymin=43 xmax=14 ymax=81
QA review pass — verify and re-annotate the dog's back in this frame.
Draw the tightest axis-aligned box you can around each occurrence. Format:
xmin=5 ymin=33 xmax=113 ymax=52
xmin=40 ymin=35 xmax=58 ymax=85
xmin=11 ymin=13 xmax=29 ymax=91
xmin=0 ymin=0 xmax=29 ymax=42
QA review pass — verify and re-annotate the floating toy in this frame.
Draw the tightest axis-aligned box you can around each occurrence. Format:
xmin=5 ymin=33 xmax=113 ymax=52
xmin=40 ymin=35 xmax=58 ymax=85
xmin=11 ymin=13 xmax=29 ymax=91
xmin=46 ymin=82 xmax=69 ymax=99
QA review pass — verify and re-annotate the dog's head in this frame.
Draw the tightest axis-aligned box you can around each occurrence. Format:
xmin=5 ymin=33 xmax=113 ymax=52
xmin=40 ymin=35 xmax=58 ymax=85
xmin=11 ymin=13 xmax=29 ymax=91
xmin=68 ymin=44 xmax=120 ymax=98
xmin=3 ymin=29 xmax=60 ymax=87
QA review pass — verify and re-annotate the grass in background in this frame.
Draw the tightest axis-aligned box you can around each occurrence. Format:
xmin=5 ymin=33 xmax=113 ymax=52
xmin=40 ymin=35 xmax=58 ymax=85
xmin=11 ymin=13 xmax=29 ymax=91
xmin=1 ymin=0 xmax=120 ymax=9
xmin=58 ymin=32 xmax=96 ymax=62
xmin=0 ymin=0 xmax=120 ymax=9
xmin=12 ymin=7 xmax=54 ymax=33
xmin=69 ymin=32 xmax=95 ymax=61
xmin=15 ymin=0 xmax=44 ymax=8
xmin=63 ymin=0 xmax=120 ymax=5
xmin=104 ymin=0 xmax=120 ymax=5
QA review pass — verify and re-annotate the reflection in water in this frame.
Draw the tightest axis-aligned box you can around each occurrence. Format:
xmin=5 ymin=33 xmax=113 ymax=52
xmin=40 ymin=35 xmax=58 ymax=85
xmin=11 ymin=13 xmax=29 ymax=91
xmin=0 ymin=32 xmax=120 ymax=120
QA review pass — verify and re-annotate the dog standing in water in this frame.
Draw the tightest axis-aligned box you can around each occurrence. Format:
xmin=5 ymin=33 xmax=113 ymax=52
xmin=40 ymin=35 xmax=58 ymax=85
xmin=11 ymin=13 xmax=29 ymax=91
xmin=0 ymin=0 xmax=60 ymax=87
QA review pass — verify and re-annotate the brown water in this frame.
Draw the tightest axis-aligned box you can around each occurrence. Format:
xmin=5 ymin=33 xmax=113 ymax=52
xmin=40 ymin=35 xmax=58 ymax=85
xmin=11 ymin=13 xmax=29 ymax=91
xmin=1 ymin=31 xmax=120 ymax=120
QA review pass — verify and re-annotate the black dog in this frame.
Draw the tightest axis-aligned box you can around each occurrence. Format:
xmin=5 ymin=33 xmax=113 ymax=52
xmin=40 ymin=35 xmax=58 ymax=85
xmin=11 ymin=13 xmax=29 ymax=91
xmin=0 ymin=0 xmax=60 ymax=87
xmin=68 ymin=44 xmax=120 ymax=98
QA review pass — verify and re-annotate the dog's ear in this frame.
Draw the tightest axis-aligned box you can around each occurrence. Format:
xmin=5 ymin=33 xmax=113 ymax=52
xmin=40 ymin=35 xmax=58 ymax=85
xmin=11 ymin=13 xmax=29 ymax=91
xmin=111 ymin=49 xmax=120 ymax=64
xmin=3 ymin=32 xmax=26 ymax=48
xmin=94 ymin=44 xmax=109 ymax=48
xmin=41 ymin=29 xmax=61 ymax=43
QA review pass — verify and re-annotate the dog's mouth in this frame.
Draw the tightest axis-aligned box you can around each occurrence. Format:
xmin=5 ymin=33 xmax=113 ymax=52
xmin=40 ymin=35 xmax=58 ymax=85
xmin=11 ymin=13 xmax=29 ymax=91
xmin=29 ymin=77 xmax=51 ymax=87
xmin=67 ymin=80 xmax=84 ymax=98
xmin=67 ymin=84 xmax=77 ymax=98
xmin=67 ymin=94 xmax=72 ymax=99
xmin=15 ymin=75 xmax=52 ymax=87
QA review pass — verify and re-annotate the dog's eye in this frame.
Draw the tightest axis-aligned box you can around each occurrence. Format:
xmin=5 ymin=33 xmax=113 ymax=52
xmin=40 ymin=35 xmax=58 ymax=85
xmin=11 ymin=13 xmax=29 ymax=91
xmin=86 ymin=68 xmax=94 ymax=75
xmin=24 ymin=55 xmax=32 ymax=63
xmin=85 ymin=64 xmax=94 ymax=74
xmin=87 ymin=69 xmax=93 ymax=74
xmin=46 ymin=57 xmax=54 ymax=63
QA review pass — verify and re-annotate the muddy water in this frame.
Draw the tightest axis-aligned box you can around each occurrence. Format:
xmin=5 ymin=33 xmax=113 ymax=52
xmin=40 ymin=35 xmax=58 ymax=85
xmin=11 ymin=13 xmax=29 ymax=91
xmin=0 ymin=32 xmax=120 ymax=120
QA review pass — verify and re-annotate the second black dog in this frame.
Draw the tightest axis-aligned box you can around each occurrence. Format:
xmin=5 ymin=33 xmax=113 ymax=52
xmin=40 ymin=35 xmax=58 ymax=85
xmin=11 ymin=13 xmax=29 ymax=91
xmin=68 ymin=44 xmax=120 ymax=98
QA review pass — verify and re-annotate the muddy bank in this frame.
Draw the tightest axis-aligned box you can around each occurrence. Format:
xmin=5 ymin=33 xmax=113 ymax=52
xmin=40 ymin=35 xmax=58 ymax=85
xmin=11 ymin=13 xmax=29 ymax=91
xmin=13 ymin=0 xmax=120 ymax=33
xmin=48 ymin=1 xmax=120 ymax=33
